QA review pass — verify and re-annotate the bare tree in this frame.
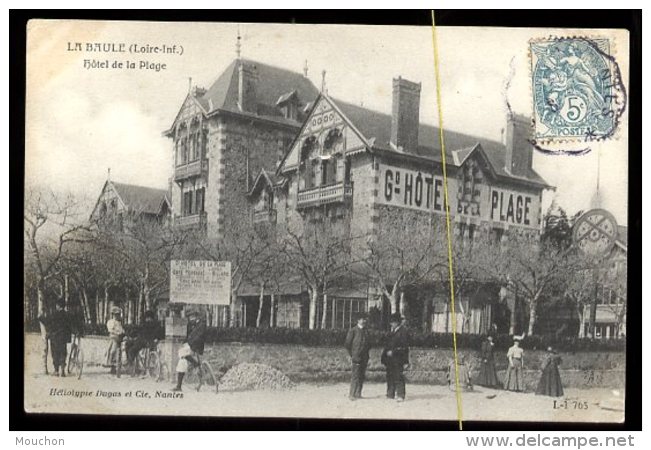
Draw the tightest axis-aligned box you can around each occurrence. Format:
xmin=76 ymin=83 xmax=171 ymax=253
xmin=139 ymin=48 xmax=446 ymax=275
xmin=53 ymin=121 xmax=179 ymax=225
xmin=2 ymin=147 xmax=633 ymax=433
xmin=24 ymin=188 xmax=92 ymax=373
xmin=354 ymin=216 xmax=445 ymax=316
xmin=94 ymin=212 xmax=184 ymax=324
xmin=281 ymin=223 xmax=355 ymax=330
xmin=196 ymin=227 xmax=271 ymax=327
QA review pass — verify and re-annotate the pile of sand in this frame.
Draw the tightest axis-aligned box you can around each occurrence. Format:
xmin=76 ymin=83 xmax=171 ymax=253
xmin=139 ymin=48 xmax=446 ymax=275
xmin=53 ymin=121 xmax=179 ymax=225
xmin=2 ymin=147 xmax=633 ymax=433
xmin=219 ymin=363 xmax=295 ymax=391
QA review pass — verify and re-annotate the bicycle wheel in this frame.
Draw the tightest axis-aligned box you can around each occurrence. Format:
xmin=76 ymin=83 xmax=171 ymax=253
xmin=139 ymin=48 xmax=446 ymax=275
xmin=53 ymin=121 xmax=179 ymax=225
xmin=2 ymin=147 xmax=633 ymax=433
xmin=70 ymin=348 xmax=84 ymax=380
xmin=147 ymin=351 xmax=160 ymax=380
xmin=133 ymin=348 xmax=148 ymax=377
xmin=184 ymin=364 xmax=202 ymax=392
xmin=67 ymin=345 xmax=77 ymax=376
xmin=200 ymin=361 xmax=218 ymax=394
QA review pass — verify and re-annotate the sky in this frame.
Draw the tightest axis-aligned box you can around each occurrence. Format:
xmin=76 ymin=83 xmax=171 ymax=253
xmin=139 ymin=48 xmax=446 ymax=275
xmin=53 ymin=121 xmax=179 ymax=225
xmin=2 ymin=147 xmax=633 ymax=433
xmin=25 ymin=21 xmax=629 ymax=226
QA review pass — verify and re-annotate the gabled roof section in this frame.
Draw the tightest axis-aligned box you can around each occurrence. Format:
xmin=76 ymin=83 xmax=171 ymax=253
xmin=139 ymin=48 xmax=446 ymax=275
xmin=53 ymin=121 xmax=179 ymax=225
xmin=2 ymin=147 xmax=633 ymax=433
xmin=276 ymin=94 xmax=372 ymax=175
xmin=332 ymin=99 xmax=551 ymax=189
xmin=247 ymin=168 xmax=285 ymax=197
xmin=276 ymin=90 xmax=298 ymax=106
xmin=200 ymin=59 xmax=318 ymax=122
xmin=615 ymin=225 xmax=627 ymax=251
xmin=164 ymin=93 xmax=208 ymax=136
xmin=110 ymin=182 xmax=170 ymax=215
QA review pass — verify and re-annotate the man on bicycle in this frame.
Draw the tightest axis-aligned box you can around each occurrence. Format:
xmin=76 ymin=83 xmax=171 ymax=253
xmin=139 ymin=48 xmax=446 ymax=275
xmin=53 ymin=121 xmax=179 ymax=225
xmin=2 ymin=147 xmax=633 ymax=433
xmin=172 ymin=310 xmax=207 ymax=392
xmin=125 ymin=310 xmax=161 ymax=371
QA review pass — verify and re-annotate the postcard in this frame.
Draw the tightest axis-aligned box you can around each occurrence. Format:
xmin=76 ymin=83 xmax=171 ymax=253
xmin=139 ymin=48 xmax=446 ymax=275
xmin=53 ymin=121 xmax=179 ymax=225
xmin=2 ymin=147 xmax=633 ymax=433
xmin=24 ymin=19 xmax=629 ymax=423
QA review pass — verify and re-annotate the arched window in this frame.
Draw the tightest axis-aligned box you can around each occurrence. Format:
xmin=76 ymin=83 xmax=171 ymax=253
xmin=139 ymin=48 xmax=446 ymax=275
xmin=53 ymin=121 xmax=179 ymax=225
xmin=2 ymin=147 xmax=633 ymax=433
xmin=300 ymin=137 xmax=318 ymax=190
xmin=322 ymin=128 xmax=343 ymax=185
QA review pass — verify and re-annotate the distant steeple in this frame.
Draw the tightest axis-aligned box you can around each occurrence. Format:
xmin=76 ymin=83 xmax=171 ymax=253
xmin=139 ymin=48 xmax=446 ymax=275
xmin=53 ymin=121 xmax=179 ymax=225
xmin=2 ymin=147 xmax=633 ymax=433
xmin=321 ymin=70 xmax=326 ymax=93
xmin=303 ymin=59 xmax=309 ymax=78
xmin=107 ymin=167 xmax=111 ymax=182
xmin=236 ymin=25 xmax=242 ymax=60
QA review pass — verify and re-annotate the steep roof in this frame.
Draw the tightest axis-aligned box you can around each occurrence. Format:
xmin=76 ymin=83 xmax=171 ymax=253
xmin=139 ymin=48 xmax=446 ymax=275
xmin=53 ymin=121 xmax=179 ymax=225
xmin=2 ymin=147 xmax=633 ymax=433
xmin=247 ymin=168 xmax=285 ymax=196
xmin=110 ymin=182 xmax=169 ymax=215
xmin=333 ymin=99 xmax=551 ymax=188
xmin=196 ymin=59 xmax=319 ymax=126
xmin=617 ymin=225 xmax=628 ymax=247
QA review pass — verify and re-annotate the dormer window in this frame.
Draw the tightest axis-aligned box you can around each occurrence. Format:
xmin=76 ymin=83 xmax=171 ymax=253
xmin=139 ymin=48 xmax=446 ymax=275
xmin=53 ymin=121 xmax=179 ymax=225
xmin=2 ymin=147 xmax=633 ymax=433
xmin=277 ymin=91 xmax=300 ymax=121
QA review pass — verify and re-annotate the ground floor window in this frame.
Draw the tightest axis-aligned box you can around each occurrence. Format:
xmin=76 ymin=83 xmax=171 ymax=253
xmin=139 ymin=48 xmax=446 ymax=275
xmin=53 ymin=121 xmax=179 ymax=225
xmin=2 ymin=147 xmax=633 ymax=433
xmin=276 ymin=299 xmax=301 ymax=329
xmin=587 ymin=323 xmax=620 ymax=339
xmin=206 ymin=305 xmax=229 ymax=327
xmin=431 ymin=301 xmax=494 ymax=334
xmin=331 ymin=297 xmax=367 ymax=329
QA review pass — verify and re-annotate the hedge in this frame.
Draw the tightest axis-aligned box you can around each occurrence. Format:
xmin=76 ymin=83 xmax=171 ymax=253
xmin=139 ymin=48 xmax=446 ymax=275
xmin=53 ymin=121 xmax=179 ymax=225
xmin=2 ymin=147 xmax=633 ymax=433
xmin=26 ymin=321 xmax=625 ymax=352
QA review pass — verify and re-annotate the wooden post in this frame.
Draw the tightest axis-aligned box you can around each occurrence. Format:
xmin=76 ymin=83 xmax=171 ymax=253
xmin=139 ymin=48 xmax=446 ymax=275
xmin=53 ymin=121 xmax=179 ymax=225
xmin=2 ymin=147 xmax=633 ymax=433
xmin=588 ymin=265 xmax=599 ymax=338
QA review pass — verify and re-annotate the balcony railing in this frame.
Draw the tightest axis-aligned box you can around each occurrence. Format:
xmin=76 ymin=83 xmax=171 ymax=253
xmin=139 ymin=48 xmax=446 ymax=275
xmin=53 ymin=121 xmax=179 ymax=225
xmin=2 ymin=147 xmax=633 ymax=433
xmin=296 ymin=182 xmax=353 ymax=208
xmin=174 ymin=159 xmax=208 ymax=182
xmin=174 ymin=212 xmax=206 ymax=228
xmin=253 ymin=208 xmax=277 ymax=224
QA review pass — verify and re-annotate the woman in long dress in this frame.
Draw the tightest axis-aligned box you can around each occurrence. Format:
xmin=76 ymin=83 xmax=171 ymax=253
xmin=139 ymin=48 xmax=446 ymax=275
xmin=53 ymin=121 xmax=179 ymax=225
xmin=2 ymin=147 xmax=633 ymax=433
xmin=504 ymin=337 xmax=524 ymax=392
xmin=536 ymin=347 xmax=564 ymax=397
xmin=477 ymin=336 xmax=500 ymax=388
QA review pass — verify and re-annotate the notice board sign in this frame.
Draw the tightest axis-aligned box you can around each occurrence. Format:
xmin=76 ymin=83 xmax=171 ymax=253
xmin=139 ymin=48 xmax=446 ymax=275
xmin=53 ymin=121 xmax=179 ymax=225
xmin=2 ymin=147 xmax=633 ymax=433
xmin=170 ymin=260 xmax=231 ymax=305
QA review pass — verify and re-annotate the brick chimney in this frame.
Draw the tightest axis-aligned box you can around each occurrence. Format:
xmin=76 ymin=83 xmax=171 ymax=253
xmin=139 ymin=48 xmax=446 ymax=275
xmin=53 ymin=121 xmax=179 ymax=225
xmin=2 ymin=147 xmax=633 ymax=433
xmin=391 ymin=77 xmax=421 ymax=152
xmin=238 ymin=62 xmax=258 ymax=113
xmin=504 ymin=113 xmax=534 ymax=177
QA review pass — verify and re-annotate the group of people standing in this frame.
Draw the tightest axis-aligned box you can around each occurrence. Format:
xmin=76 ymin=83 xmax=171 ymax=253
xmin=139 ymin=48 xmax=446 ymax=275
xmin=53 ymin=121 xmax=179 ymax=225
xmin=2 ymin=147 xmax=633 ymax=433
xmin=476 ymin=335 xmax=564 ymax=397
xmin=344 ymin=319 xmax=565 ymax=401
xmin=345 ymin=313 xmax=408 ymax=402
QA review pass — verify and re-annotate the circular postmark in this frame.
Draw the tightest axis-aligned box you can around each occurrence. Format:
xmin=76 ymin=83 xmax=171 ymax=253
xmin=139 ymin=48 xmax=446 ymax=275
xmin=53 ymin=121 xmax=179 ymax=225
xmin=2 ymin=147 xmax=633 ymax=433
xmin=529 ymin=36 xmax=627 ymax=150
xmin=572 ymin=208 xmax=618 ymax=258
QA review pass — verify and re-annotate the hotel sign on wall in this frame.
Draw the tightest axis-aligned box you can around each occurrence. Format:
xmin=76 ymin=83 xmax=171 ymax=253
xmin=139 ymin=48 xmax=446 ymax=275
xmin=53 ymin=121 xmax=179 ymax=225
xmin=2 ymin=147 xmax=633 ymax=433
xmin=377 ymin=164 xmax=539 ymax=228
xmin=170 ymin=260 xmax=231 ymax=305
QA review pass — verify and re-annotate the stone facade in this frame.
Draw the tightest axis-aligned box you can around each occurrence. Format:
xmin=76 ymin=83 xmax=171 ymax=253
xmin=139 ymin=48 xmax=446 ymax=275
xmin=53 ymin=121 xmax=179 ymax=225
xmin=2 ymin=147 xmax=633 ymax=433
xmin=165 ymin=58 xmax=554 ymax=331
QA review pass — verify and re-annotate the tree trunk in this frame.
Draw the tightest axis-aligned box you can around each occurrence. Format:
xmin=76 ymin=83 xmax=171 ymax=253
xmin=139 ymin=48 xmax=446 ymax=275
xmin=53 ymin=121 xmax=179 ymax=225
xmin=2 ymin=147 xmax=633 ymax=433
xmin=64 ymin=275 xmax=69 ymax=309
xmin=399 ymin=291 xmax=406 ymax=318
xmin=79 ymin=288 xmax=90 ymax=324
xmin=37 ymin=284 xmax=48 ymax=374
xmin=103 ymin=284 xmax=110 ymax=323
xmin=308 ymin=288 xmax=318 ymax=330
xmin=125 ymin=287 xmax=131 ymax=325
xmin=256 ymin=282 xmax=265 ymax=328
xmin=270 ymin=294 xmax=276 ymax=328
xmin=321 ymin=293 xmax=328 ymax=329
xmin=140 ymin=287 xmax=148 ymax=324
xmin=229 ymin=288 xmax=239 ymax=328
xmin=389 ymin=288 xmax=399 ymax=314
xmin=422 ymin=297 xmax=430 ymax=333
xmin=95 ymin=290 xmax=100 ymax=324
xmin=527 ymin=298 xmax=538 ymax=336
xmin=577 ymin=303 xmax=585 ymax=338
xmin=509 ymin=294 xmax=517 ymax=335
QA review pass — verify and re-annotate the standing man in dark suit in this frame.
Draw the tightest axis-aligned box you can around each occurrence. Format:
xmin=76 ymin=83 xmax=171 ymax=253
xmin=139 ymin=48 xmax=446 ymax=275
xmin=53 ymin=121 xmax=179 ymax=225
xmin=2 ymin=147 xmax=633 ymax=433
xmin=38 ymin=299 xmax=72 ymax=377
xmin=382 ymin=313 xmax=410 ymax=402
xmin=345 ymin=315 xmax=370 ymax=401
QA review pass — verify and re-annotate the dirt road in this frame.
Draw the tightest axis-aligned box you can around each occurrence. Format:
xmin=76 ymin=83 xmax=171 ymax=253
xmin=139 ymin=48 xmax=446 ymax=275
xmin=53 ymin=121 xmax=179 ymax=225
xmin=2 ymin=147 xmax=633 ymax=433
xmin=24 ymin=345 xmax=624 ymax=422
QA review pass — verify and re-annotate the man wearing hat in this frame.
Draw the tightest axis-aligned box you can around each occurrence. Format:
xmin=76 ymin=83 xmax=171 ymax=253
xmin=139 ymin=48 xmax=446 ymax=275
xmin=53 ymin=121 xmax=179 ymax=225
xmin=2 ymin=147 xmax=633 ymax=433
xmin=38 ymin=299 xmax=72 ymax=376
xmin=381 ymin=313 xmax=410 ymax=401
xmin=105 ymin=306 xmax=125 ymax=374
xmin=125 ymin=310 xmax=161 ymax=374
xmin=344 ymin=314 xmax=370 ymax=400
xmin=172 ymin=309 xmax=207 ymax=391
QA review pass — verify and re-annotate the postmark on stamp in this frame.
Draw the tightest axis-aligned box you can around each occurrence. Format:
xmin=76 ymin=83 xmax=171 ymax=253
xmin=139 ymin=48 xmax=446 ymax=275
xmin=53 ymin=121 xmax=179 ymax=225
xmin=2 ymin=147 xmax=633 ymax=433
xmin=530 ymin=37 xmax=627 ymax=145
